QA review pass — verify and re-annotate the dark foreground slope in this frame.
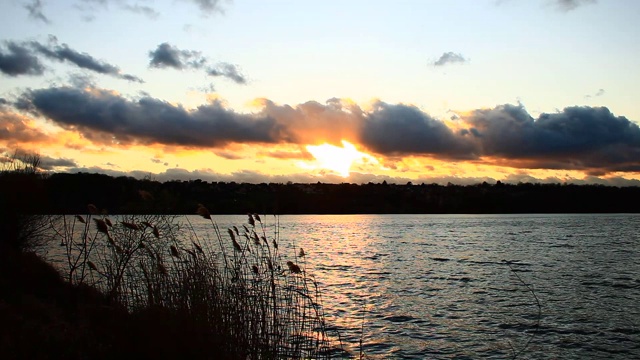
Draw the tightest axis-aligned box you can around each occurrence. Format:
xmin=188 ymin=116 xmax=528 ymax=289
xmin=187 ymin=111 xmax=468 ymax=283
xmin=0 ymin=247 xmax=254 ymax=360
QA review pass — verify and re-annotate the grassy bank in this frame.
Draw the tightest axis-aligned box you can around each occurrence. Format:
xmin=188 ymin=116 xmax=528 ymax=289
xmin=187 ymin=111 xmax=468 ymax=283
xmin=1 ymin=201 xmax=339 ymax=358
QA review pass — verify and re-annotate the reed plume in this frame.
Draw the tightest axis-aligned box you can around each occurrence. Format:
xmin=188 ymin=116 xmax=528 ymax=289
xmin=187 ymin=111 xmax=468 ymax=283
xmin=287 ymin=261 xmax=302 ymax=274
xmin=170 ymin=245 xmax=180 ymax=258
xmin=197 ymin=204 xmax=211 ymax=219
xmin=52 ymin=212 xmax=335 ymax=359
xmin=93 ymin=218 xmax=109 ymax=234
xmin=87 ymin=261 xmax=98 ymax=271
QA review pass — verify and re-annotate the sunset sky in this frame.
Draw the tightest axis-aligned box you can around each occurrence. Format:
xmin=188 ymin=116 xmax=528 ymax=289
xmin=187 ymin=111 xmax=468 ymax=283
xmin=1 ymin=0 xmax=640 ymax=185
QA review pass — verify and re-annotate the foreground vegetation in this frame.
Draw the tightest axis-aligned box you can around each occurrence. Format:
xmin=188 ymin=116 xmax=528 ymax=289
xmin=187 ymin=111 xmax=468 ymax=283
xmin=0 ymin=154 xmax=339 ymax=359
xmin=1 ymin=212 xmax=337 ymax=359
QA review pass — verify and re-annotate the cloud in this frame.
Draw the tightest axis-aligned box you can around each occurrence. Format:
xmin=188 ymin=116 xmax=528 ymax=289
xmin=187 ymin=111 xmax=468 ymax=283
xmin=0 ymin=42 xmax=46 ymax=76
xmin=123 ymin=4 xmax=160 ymax=19
xmin=31 ymin=39 xmax=143 ymax=82
xmin=73 ymin=0 xmax=160 ymax=21
xmin=1 ymin=39 xmax=142 ymax=82
xmin=150 ymin=158 xmax=169 ymax=166
xmin=149 ymin=43 xmax=207 ymax=70
xmin=68 ymin=72 xmax=97 ymax=88
xmin=61 ymin=166 xmax=354 ymax=184
xmin=261 ymin=99 xmax=640 ymax=174
xmin=207 ymin=62 xmax=246 ymax=84
xmin=19 ymin=86 xmax=287 ymax=147
xmin=257 ymin=98 xmax=363 ymax=145
xmin=0 ymin=108 xmax=50 ymax=144
xmin=186 ymin=0 xmax=226 ymax=15
xmin=432 ymin=52 xmax=468 ymax=66
xmin=149 ymin=43 xmax=246 ymax=84
xmin=585 ymin=88 xmax=605 ymax=99
xmin=54 ymin=163 xmax=640 ymax=186
xmin=258 ymin=149 xmax=314 ymax=160
xmin=360 ymin=101 xmax=477 ymax=158
xmin=553 ymin=0 xmax=596 ymax=12
xmin=213 ymin=150 xmax=245 ymax=160
xmin=13 ymin=84 xmax=640 ymax=175
xmin=24 ymin=0 xmax=51 ymax=24
xmin=463 ymin=104 xmax=640 ymax=173
xmin=38 ymin=155 xmax=77 ymax=170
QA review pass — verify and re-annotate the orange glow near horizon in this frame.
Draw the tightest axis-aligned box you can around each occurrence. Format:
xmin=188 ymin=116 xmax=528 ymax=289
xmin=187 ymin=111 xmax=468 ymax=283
xmin=302 ymin=140 xmax=378 ymax=177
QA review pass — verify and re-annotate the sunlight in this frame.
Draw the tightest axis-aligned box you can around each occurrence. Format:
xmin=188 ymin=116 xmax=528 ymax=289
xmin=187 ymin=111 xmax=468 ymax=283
xmin=302 ymin=140 xmax=375 ymax=177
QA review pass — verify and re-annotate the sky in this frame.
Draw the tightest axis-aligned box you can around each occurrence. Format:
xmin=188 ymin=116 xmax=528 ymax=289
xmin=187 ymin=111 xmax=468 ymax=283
xmin=1 ymin=0 xmax=640 ymax=185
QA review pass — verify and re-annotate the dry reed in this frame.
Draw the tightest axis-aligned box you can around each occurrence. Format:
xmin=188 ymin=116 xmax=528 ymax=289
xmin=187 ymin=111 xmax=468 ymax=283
xmin=49 ymin=207 xmax=339 ymax=359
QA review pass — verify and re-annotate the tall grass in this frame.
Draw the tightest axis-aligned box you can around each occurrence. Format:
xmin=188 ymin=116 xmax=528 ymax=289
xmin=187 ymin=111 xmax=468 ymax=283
xmin=0 ymin=151 xmax=53 ymax=253
xmin=50 ymin=205 xmax=337 ymax=359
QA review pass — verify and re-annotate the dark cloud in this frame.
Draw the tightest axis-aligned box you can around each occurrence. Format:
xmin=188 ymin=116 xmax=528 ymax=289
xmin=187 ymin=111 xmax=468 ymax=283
xmin=149 ymin=43 xmax=246 ymax=84
xmin=207 ymin=62 xmax=246 ymax=84
xmin=149 ymin=43 xmax=207 ymax=70
xmin=24 ymin=0 xmax=51 ymax=24
xmin=187 ymin=0 xmax=225 ymax=15
xmin=38 ymin=155 xmax=77 ymax=170
xmin=554 ymin=0 xmax=596 ymax=12
xmin=432 ymin=52 xmax=468 ymax=66
xmin=20 ymin=86 xmax=288 ymax=147
xmin=464 ymin=104 xmax=640 ymax=173
xmin=1 ymin=39 xmax=142 ymax=82
xmin=31 ymin=40 xmax=143 ymax=82
xmin=13 ymin=83 xmax=640 ymax=175
xmin=150 ymin=158 xmax=169 ymax=166
xmin=260 ymin=99 xmax=640 ymax=174
xmin=360 ymin=102 xmax=477 ymax=158
xmin=0 ymin=42 xmax=46 ymax=76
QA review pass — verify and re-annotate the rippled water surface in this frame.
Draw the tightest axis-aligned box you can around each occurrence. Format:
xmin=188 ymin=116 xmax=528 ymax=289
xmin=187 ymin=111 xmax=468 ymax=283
xmin=191 ymin=214 xmax=640 ymax=359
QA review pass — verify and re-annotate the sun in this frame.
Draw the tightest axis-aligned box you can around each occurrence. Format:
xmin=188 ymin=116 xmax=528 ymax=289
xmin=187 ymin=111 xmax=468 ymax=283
xmin=302 ymin=140 xmax=375 ymax=177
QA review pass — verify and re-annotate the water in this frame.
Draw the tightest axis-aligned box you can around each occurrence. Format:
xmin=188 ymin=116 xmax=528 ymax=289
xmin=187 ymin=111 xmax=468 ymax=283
xmin=188 ymin=214 xmax=640 ymax=359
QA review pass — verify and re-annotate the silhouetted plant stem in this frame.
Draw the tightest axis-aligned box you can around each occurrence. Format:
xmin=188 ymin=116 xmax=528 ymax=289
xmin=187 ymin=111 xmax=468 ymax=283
xmin=503 ymin=260 xmax=542 ymax=360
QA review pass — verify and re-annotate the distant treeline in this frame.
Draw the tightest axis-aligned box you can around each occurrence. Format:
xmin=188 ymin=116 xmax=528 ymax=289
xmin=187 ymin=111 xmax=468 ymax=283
xmin=28 ymin=172 xmax=640 ymax=214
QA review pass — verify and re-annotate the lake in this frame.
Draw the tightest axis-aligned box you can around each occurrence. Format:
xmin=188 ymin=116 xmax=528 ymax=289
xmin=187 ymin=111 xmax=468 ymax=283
xmin=45 ymin=213 xmax=640 ymax=359
xmin=186 ymin=213 xmax=639 ymax=359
